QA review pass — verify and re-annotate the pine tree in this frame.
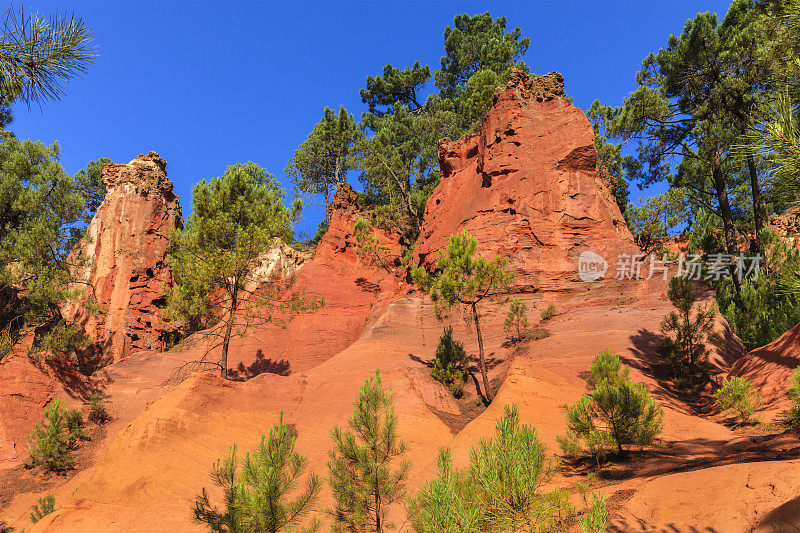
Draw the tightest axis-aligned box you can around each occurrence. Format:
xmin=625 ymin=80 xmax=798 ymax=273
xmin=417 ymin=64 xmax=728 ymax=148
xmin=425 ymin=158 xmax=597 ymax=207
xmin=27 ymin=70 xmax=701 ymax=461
xmin=408 ymin=449 xmax=479 ymax=533
xmin=411 ymin=231 xmax=514 ymax=403
xmin=410 ymin=405 xmax=601 ymax=533
xmin=327 ymin=370 xmax=409 ymax=533
xmin=74 ymin=157 xmax=113 ymax=224
xmin=30 ymin=494 xmax=56 ymax=524
xmin=714 ymin=376 xmax=762 ymax=425
xmin=27 ymin=399 xmax=74 ymax=472
xmin=0 ymin=6 xmax=94 ymax=106
xmin=0 ymin=137 xmax=90 ymax=358
xmin=166 ymin=162 xmax=321 ymax=379
xmin=591 ymin=0 xmax=777 ymax=280
xmin=194 ymin=412 xmax=321 ymax=533
xmin=353 ymin=218 xmax=394 ymax=274
xmin=430 ymin=326 xmax=469 ymax=398
xmin=468 ymin=405 xmax=558 ymax=532
xmin=286 ymin=106 xmax=358 ymax=223
xmin=559 ymin=349 xmax=663 ymax=460
xmin=660 ymin=277 xmax=716 ymax=377
xmin=503 ymin=298 xmax=528 ymax=342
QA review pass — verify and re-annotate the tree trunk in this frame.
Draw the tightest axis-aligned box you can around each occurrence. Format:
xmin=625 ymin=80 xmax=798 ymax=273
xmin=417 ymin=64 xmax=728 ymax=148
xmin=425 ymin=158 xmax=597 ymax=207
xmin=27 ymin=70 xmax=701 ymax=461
xmin=746 ymin=152 xmax=766 ymax=251
xmin=220 ymin=287 xmax=239 ymax=380
xmin=375 ymin=490 xmax=381 ymax=533
xmin=711 ymin=164 xmax=741 ymax=294
xmin=472 ymin=302 xmax=493 ymax=403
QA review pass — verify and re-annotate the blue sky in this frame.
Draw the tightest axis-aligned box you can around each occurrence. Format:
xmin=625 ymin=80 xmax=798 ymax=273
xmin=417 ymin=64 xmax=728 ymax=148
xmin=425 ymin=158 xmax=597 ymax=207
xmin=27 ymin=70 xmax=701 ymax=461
xmin=13 ymin=0 xmax=732 ymax=238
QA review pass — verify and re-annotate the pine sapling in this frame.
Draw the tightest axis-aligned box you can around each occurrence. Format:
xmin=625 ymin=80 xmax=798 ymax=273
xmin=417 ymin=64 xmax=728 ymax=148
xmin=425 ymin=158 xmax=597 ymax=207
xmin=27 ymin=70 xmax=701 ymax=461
xmin=503 ymin=298 xmax=529 ymax=342
xmin=327 ymin=370 xmax=409 ymax=533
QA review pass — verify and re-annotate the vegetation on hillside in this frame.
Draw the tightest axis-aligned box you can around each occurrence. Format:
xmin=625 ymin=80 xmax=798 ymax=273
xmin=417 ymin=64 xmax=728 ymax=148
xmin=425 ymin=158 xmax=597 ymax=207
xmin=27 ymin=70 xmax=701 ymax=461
xmin=411 ymin=231 xmax=514 ymax=403
xmin=165 ymin=162 xmax=323 ymax=379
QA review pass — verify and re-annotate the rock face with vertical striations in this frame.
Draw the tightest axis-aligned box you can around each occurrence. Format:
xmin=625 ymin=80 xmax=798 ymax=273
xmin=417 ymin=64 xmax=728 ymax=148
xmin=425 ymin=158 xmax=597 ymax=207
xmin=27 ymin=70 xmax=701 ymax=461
xmin=412 ymin=69 xmax=637 ymax=293
xmin=66 ymin=151 xmax=183 ymax=367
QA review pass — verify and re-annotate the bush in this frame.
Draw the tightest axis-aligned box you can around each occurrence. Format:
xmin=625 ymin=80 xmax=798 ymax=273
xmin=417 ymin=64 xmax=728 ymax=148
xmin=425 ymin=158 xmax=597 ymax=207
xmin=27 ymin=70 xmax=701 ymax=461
xmin=540 ymin=304 xmax=557 ymax=321
xmin=86 ymin=393 xmax=111 ymax=424
xmin=577 ymin=481 xmax=608 ymax=533
xmin=714 ymin=230 xmax=800 ymax=350
xmin=558 ymin=348 xmax=663 ymax=461
xmin=27 ymin=399 xmax=74 ymax=472
xmin=30 ymin=494 xmax=56 ymax=524
xmin=353 ymin=218 xmax=395 ymax=273
xmin=715 ymin=376 xmax=762 ymax=425
xmin=783 ymin=367 xmax=800 ymax=429
xmin=430 ymin=326 xmax=469 ymax=398
xmin=64 ymin=407 xmax=88 ymax=444
xmin=660 ymin=277 xmax=716 ymax=378
xmin=503 ymin=298 xmax=529 ymax=341
xmin=409 ymin=405 xmax=607 ymax=533
xmin=194 ymin=412 xmax=321 ymax=532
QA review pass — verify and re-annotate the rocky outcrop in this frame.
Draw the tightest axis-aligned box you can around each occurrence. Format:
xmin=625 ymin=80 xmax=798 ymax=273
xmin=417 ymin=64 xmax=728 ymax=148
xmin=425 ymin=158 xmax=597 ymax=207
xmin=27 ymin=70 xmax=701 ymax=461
xmin=413 ymin=69 xmax=636 ymax=292
xmin=768 ymin=206 xmax=800 ymax=242
xmin=247 ymin=239 xmax=312 ymax=291
xmin=66 ymin=152 xmax=182 ymax=367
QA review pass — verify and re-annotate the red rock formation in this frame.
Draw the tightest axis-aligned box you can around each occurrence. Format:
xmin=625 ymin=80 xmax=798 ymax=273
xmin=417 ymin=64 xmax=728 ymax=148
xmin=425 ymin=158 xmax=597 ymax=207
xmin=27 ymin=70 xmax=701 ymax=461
xmin=413 ymin=70 xmax=636 ymax=292
xmin=66 ymin=152 xmax=182 ymax=366
xmin=731 ymin=321 xmax=800 ymax=418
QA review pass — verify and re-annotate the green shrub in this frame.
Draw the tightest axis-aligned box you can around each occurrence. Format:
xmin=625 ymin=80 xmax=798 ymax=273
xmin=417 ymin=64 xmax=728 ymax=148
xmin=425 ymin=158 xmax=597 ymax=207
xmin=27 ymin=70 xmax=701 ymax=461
xmin=86 ymin=393 xmax=111 ymax=424
xmin=328 ymin=370 xmax=408 ymax=533
xmin=64 ymin=407 xmax=88 ymax=443
xmin=558 ymin=348 xmax=663 ymax=461
xmin=587 ymin=348 xmax=629 ymax=388
xmin=30 ymin=494 xmax=56 ymax=524
xmin=540 ymin=304 xmax=557 ymax=321
xmin=578 ymin=490 xmax=608 ymax=533
xmin=409 ymin=405 xmax=607 ymax=533
xmin=715 ymin=376 xmax=762 ymax=425
xmin=430 ymin=326 xmax=469 ymax=398
xmin=714 ymin=230 xmax=800 ymax=350
xmin=353 ymin=218 xmax=395 ymax=273
xmin=783 ymin=367 xmax=800 ymax=429
xmin=194 ymin=412 xmax=321 ymax=532
xmin=660 ymin=276 xmax=716 ymax=378
xmin=503 ymin=298 xmax=529 ymax=341
xmin=27 ymin=399 xmax=74 ymax=472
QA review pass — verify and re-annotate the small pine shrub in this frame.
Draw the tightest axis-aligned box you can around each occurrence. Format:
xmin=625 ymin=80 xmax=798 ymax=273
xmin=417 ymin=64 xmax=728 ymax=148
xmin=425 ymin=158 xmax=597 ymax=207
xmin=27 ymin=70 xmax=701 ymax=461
xmin=353 ymin=218 xmax=394 ymax=273
xmin=541 ymin=304 xmax=557 ymax=321
xmin=503 ymin=298 xmax=529 ymax=341
xmin=660 ymin=277 xmax=716 ymax=378
xmin=579 ymin=490 xmax=608 ymax=533
xmin=194 ymin=412 xmax=321 ymax=532
xmin=430 ymin=327 xmax=469 ymax=398
xmin=587 ymin=348 xmax=629 ymax=388
xmin=30 ymin=494 xmax=56 ymax=524
xmin=409 ymin=405 xmax=608 ymax=533
xmin=86 ymin=393 xmax=111 ymax=424
xmin=64 ymin=408 xmax=88 ymax=444
xmin=715 ymin=376 xmax=762 ymax=425
xmin=27 ymin=399 xmax=74 ymax=472
xmin=783 ymin=367 xmax=800 ymax=429
xmin=558 ymin=348 xmax=663 ymax=461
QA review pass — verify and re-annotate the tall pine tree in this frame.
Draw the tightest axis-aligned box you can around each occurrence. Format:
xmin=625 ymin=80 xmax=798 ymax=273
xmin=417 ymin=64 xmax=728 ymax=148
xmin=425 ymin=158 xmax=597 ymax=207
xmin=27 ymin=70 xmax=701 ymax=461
xmin=327 ymin=370 xmax=409 ymax=533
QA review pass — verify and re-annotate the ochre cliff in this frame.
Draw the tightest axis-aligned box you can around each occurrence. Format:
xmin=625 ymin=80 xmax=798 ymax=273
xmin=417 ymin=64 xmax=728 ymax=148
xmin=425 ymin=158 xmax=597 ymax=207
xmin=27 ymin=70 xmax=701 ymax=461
xmin=66 ymin=152 xmax=182 ymax=367
xmin=413 ymin=70 xmax=636 ymax=292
